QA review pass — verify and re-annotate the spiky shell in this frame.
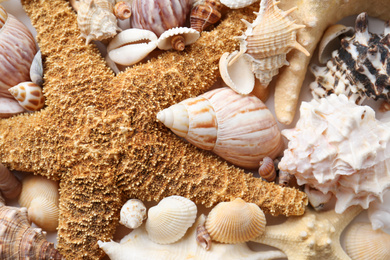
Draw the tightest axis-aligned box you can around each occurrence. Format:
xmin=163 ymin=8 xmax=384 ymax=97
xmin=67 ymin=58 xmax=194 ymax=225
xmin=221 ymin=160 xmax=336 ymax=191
xmin=345 ymin=223 xmax=390 ymax=260
xmin=310 ymin=13 xmax=390 ymax=104
xmin=220 ymin=0 xmax=258 ymax=9
xmin=157 ymin=27 xmax=200 ymax=51
xmin=0 ymin=5 xmax=37 ymax=98
xmin=205 ymin=198 xmax=266 ymax=244
xmin=0 ymin=163 xmax=22 ymax=199
xmin=145 ymin=196 xmax=197 ymax=244
xmin=9 ymin=82 xmax=45 ymax=111
xmin=157 ymin=87 xmax=284 ymax=169
xmin=120 ymin=199 xmax=147 ymax=229
xmin=190 ymin=0 xmax=222 ymax=32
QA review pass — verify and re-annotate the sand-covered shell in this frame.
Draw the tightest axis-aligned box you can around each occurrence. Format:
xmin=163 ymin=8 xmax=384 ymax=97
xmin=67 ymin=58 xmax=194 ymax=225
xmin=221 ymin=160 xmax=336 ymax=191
xmin=9 ymin=82 xmax=45 ymax=111
xmin=157 ymin=27 xmax=200 ymax=51
xmin=145 ymin=195 xmax=197 ymax=244
xmin=30 ymin=50 xmax=43 ymax=86
xmin=0 ymin=5 xmax=37 ymax=99
xmin=114 ymin=1 xmax=131 ymax=20
xmin=18 ymin=175 xmax=60 ymax=232
xmin=205 ymin=198 xmax=266 ymax=244
xmin=279 ymin=94 xmax=390 ymax=214
xmin=77 ymin=0 xmax=121 ymax=44
xmin=130 ymin=0 xmax=192 ymax=37
xmin=157 ymin=87 xmax=284 ymax=169
xmin=310 ymin=13 xmax=390 ymax=104
xmin=119 ymin=199 xmax=147 ymax=229
xmin=190 ymin=0 xmax=223 ymax=32
xmin=220 ymin=0 xmax=258 ymax=9
xmin=344 ymin=222 xmax=390 ymax=260
xmin=0 ymin=163 xmax=22 ymax=200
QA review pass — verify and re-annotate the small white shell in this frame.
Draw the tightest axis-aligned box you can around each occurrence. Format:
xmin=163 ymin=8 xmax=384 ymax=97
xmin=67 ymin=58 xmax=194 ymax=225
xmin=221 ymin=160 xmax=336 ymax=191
xmin=220 ymin=0 xmax=259 ymax=9
xmin=30 ymin=50 xmax=43 ymax=86
xmin=107 ymin=28 xmax=158 ymax=66
xmin=145 ymin=195 xmax=197 ymax=244
xmin=8 ymin=82 xmax=45 ymax=111
xmin=157 ymin=27 xmax=200 ymax=51
xmin=120 ymin=199 xmax=147 ymax=229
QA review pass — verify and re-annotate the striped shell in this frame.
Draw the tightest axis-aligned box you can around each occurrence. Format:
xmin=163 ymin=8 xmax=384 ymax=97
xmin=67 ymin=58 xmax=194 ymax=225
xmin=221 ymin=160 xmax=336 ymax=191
xmin=145 ymin=196 xmax=197 ymax=244
xmin=205 ymin=198 xmax=266 ymax=243
xmin=157 ymin=87 xmax=284 ymax=169
xmin=119 ymin=199 xmax=147 ymax=229
xmin=258 ymin=156 xmax=276 ymax=182
xmin=190 ymin=0 xmax=223 ymax=32
xmin=9 ymin=82 xmax=45 ymax=111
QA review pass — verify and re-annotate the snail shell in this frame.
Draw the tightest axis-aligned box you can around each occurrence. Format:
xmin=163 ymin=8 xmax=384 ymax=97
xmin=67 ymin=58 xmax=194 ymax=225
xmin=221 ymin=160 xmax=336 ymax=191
xmin=119 ymin=199 xmax=147 ymax=229
xmin=157 ymin=87 xmax=284 ymax=169
xmin=196 ymin=223 xmax=212 ymax=250
xmin=9 ymin=82 xmax=45 ymax=111
xmin=114 ymin=1 xmax=132 ymax=20
xmin=258 ymin=156 xmax=276 ymax=182
xmin=157 ymin=27 xmax=200 ymax=51
xmin=190 ymin=0 xmax=223 ymax=32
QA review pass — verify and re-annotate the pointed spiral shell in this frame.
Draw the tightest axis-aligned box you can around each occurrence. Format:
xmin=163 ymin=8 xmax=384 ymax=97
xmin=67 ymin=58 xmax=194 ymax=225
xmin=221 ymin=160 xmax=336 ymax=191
xmin=120 ymin=199 xmax=147 ymax=229
xmin=9 ymin=82 xmax=45 ymax=111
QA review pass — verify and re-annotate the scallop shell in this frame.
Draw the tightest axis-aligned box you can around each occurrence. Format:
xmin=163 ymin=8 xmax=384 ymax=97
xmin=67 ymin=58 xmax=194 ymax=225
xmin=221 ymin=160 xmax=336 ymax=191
xmin=205 ymin=198 xmax=266 ymax=244
xmin=107 ymin=28 xmax=158 ymax=66
xmin=0 ymin=163 xmax=22 ymax=200
xmin=157 ymin=87 xmax=284 ymax=169
xmin=345 ymin=222 xmax=390 ymax=260
xmin=157 ymin=27 xmax=200 ymax=51
xmin=18 ymin=175 xmax=60 ymax=232
xmin=0 ymin=5 xmax=37 ymax=98
xmin=190 ymin=0 xmax=223 ymax=32
xmin=9 ymin=82 xmax=45 ymax=111
xmin=119 ymin=199 xmax=147 ymax=229
xmin=220 ymin=0 xmax=258 ymax=9
xmin=114 ymin=1 xmax=132 ymax=20
xmin=145 ymin=195 xmax=197 ymax=244
xmin=30 ymin=50 xmax=43 ymax=86
xmin=130 ymin=0 xmax=192 ymax=37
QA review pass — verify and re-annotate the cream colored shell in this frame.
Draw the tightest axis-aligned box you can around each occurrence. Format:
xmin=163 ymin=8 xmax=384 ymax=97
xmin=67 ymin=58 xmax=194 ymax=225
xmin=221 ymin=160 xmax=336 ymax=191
xmin=205 ymin=198 xmax=266 ymax=243
xmin=157 ymin=27 xmax=200 ymax=51
xmin=119 ymin=199 xmax=147 ymax=229
xmin=220 ymin=0 xmax=259 ymax=9
xmin=9 ymin=82 xmax=45 ymax=111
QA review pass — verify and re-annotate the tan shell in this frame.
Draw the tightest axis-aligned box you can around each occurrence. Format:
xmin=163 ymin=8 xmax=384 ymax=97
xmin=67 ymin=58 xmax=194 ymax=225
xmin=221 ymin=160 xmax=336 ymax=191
xmin=9 ymin=82 xmax=45 ymax=111
xmin=205 ymin=198 xmax=266 ymax=243
xmin=0 ymin=163 xmax=22 ymax=199
xmin=119 ymin=199 xmax=147 ymax=229
xmin=114 ymin=1 xmax=131 ymax=20
xmin=258 ymin=156 xmax=276 ymax=182
xmin=345 ymin=222 xmax=390 ymax=260
xmin=190 ymin=0 xmax=223 ymax=32
xmin=157 ymin=27 xmax=200 ymax=51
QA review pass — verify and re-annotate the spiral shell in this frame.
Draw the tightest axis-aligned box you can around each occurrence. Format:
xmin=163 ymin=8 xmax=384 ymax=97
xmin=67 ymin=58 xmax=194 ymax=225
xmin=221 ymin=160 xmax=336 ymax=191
xmin=145 ymin=195 xmax=197 ymax=244
xmin=130 ymin=0 xmax=192 ymax=37
xmin=18 ymin=175 xmax=60 ymax=232
xmin=114 ymin=1 xmax=131 ymax=20
xmin=0 ymin=163 xmax=22 ymax=200
xmin=157 ymin=87 xmax=284 ymax=169
xmin=190 ymin=0 xmax=223 ymax=32
xmin=119 ymin=199 xmax=147 ymax=229
xmin=205 ymin=198 xmax=266 ymax=244
xmin=196 ymin=223 xmax=212 ymax=250
xmin=9 ymin=82 xmax=45 ymax=111
xmin=0 ymin=5 xmax=37 ymax=99
xmin=157 ymin=27 xmax=200 ymax=51
xmin=258 ymin=156 xmax=276 ymax=182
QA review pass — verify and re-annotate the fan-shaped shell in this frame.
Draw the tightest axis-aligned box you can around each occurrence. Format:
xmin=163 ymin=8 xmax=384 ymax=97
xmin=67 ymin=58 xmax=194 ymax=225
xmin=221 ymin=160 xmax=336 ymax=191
xmin=9 ymin=82 xmax=45 ymax=111
xmin=157 ymin=27 xmax=200 ymax=51
xmin=145 ymin=195 xmax=197 ymax=244
xmin=157 ymin=87 xmax=284 ymax=169
xmin=120 ymin=199 xmax=147 ymax=229
xmin=345 ymin=222 xmax=390 ymax=260
xmin=205 ymin=198 xmax=266 ymax=243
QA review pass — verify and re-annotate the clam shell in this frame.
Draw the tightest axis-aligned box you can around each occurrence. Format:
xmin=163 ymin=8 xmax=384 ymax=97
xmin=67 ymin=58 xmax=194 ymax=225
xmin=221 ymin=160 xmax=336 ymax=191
xmin=157 ymin=27 xmax=200 ymax=51
xmin=9 ymin=82 xmax=45 ymax=111
xmin=120 ymin=199 xmax=147 ymax=229
xmin=220 ymin=0 xmax=258 ymax=9
xmin=205 ymin=198 xmax=266 ymax=243
xmin=145 ymin=195 xmax=197 ymax=244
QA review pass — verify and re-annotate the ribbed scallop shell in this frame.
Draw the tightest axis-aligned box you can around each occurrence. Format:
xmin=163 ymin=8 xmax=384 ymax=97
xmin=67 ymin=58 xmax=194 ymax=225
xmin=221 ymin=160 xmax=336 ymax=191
xmin=157 ymin=87 xmax=284 ymax=169
xmin=345 ymin=222 xmax=390 ymax=260
xmin=205 ymin=198 xmax=266 ymax=243
xmin=145 ymin=195 xmax=197 ymax=244
xmin=0 ymin=5 xmax=37 ymax=98
xmin=190 ymin=0 xmax=222 ymax=32
xmin=18 ymin=175 xmax=60 ymax=232
xmin=9 ymin=82 xmax=45 ymax=111
xmin=120 ymin=199 xmax=147 ymax=229
xmin=130 ymin=0 xmax=192 ymax=37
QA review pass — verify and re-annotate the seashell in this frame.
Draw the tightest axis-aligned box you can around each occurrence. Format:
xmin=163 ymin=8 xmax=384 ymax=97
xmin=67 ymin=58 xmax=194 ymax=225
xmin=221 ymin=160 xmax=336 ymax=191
xmin=114 ymin=1 xmax=131 ymax=20
xmin=277 ymin=170 xmax=292 ymax=187
xmin=157 ymin=87 xmax=284 ymax=169
xmin=220 ymin=0 xmax=258 ymax=9
xmin=279 ymin=94 xmax=390 ymax=215
xmin=344 ymin=222 xmax=390 ymax=260
xmin=0 ymin=193 xmax=64 ymax=259
xmin=18 ymin=175 xmax=60 ymax=232
xmin=107 ymin=28 xmax=158 ymax=66
xmin=130 ymin=0 xmax=192 ymax=37
xmin=0 ymin=5 xmax=37 ymax=99
xmin=0 ymin=163 xmax=22 ymax=200
xmin=304 ymin=185 xmax=333 ymax=210
xmin=77 ymin=0 xmax=121 ymax=44
xmin=205 ymin=198 xmax=266 ymax=244
xmin=30 ymin=50 xmax=44 ymax=86
xmin=368 ymin=189 xmax=390 ymax=232
xmin=196 ymin=223 xmax=212 ymax=250
xmin=145 ymin=195 xmax=197 ymax=244
xmin=379 ymin=101 xmax=390 ymax=112
xmin=310 ymin=13 xmax=390 ymax=104
xmin=157 ymin=27 xmax=200 ymax=51
xmin=119 ymin=199 xmax=147 ymax=229
xmin=190 ymin=0 xmax=223 ymax=32
xmin=9 ymin=82 xmax=45 ymax=111
xmin=0 ymin=97 xmax=25 ymax=118
xmin=258 ymin=156 xmax=276 ymax=182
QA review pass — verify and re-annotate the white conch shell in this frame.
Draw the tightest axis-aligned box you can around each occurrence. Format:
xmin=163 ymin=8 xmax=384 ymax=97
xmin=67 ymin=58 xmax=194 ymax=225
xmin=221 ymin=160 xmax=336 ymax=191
xmin=157 ymin=87 xmax=284 ymax=169
xmin=98 ymin=214 xmax=287 ymax=260
xmin=368 ymin=189 xmax=390 ymax=232
xmin=157 ymin=27 xmax=200 ymax=51
xmin=30 ymin=50 xmax=43 ymax=86
xmin=120 ymin=199 xmax=147 ymax=229
xmin=205 ymin=198 xmax=266 ymax=243
xmin=18 ymin=175 xmax=60 ymax=232
xmin=107 ymin=28 xmax=158 ymax=66
xmin=145 ymin=195 xmax=197 ymax=244
xmin=9 ymin=82 xmax=45 ymax=111
xmin=220 ymin=0 xmax=259 ymax=9
xmin=344 ymin=222 xmax=390 ymax=260
xmin=279 ymin=94 xmax=390 ymax=214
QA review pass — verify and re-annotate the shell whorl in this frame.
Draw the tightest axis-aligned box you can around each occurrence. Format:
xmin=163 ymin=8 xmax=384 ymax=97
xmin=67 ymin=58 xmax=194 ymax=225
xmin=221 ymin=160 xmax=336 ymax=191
xmin=190 ymin=0 xmax=223 ymax=32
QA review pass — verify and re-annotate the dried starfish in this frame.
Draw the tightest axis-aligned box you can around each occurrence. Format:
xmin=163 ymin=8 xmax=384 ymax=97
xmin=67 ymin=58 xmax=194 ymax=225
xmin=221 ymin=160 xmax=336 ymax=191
xmin=252 ymin=206 xmax=363 ymax=260
xmin=0 ymin=1 xmax=307 ymax=259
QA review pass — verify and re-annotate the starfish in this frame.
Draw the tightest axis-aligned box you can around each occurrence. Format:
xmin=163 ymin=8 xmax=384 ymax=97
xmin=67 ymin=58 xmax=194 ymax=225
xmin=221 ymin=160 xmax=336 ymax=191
xmin=0 ymin=1 xmax=308 ymax=259
xmin=252 ymin=206 xmax=363 ymax=260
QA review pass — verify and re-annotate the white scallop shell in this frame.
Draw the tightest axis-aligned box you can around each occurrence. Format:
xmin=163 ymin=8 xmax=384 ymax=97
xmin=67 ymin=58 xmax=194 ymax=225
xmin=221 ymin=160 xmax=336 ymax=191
xmin=220 ymin=0 xmax=259 ymax=9
xmin=145 ymin=195 xmax=197 ymax=244
xmin=120 ymin=199 xmax=147 ymax=229
xmin=107 ymin=28 xmax=158 ymax=66
xmin=9 ymin=82 xmax=45 ymax=111
xmin=157 ymin=27 xmax=200 ymax=51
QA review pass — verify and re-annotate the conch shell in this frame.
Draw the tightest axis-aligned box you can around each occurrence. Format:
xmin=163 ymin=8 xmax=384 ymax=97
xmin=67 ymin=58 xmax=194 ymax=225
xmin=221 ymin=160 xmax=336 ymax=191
xmin=157 ymin=87 xmax=284 ymax=169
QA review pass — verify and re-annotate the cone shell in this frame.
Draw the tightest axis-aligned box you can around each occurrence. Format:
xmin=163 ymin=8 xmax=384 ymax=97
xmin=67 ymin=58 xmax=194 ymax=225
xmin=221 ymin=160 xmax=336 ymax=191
xmin=190 ymin=0 xmax=222 ymax=32
xmin=18 ymin=175 xmax=60 ymax=232
xmin=120 ymin=199 xmax=147 ymax=229
xmin=9 ymin=82 xmax=45 ymax=111
xmin=205 ymin=198 xmax=266 ymax=243
xmin=345 ymin=222 xmax=390 ymax=260
xmin=157 ymin=87 xmax=284 ymax=169
xmin=145 ymin=195 xmax=197 ymax=244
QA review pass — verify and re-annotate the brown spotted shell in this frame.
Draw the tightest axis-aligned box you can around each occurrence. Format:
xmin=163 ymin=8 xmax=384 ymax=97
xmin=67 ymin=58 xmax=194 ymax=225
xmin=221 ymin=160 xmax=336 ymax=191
xmin=190 ymin=0 xmax=223 ymax=32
